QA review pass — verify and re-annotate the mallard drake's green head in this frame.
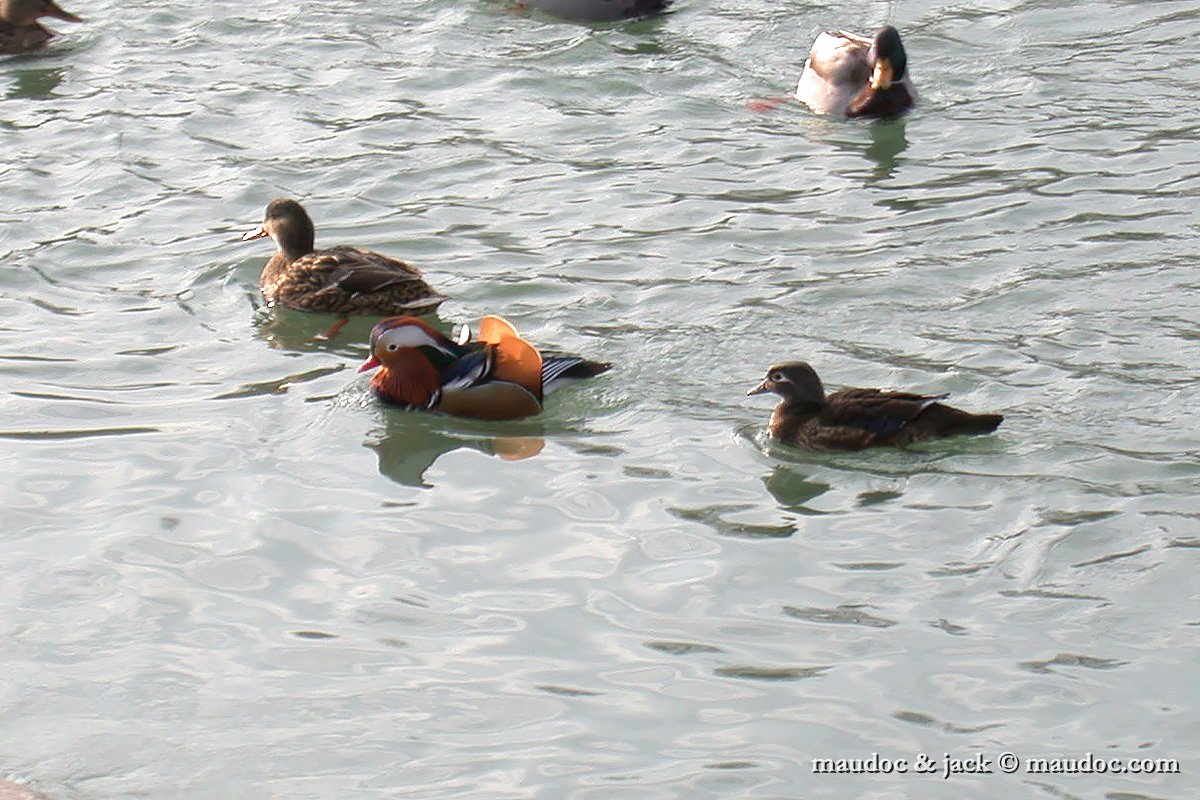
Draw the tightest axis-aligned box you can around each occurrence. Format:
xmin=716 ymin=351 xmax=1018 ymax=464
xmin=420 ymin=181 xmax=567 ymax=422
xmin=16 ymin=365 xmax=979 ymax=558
xmin=747 ymin=361 xmax=827 ymax=406
xmin=0 ymin=0 xmax=81 ymax=25
xmin=241 ymin=198 xmax=316 ymax=261
xmin=867 ymin=26 xmax=907 ymax=90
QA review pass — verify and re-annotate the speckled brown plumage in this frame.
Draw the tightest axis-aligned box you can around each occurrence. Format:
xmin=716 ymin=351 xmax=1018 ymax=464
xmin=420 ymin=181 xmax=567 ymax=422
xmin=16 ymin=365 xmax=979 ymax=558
xmin=748 ymin=361 xmax=1002 ymax=452
xmin=244 ymin=198 xmax=445 ymax=318
xmin=0 ymin=0 xmax=81 ymax=54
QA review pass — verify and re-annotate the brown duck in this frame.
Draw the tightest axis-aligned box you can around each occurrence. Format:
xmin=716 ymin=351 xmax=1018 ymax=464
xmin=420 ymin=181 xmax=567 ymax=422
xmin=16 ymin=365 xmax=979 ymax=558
xmin=747 ymin=361 xmax=1002 ymax=451
xmin=0 ymin=0 xmax=81 ymax=54
xmin=242 ymin=198 xmax=446 ymax=338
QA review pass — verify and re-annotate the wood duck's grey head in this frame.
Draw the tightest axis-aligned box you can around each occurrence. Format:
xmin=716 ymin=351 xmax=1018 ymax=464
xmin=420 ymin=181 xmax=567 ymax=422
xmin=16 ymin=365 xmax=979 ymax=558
xmin=241 ymin=198 xmax=316 ymax=260
xmin=747 ymin=361 xmax=827 ymax=406
xmin=867 ymin=26 xmax=907 ymax=90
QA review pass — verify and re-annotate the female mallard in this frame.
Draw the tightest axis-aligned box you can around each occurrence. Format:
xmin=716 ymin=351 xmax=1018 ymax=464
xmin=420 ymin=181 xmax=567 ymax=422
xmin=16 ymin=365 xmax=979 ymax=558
xmin=747 ymin=361 xmax=1001 ymax=451
xmin=795 ymin=26 xmax=916 ymax=118
xmin=359 ymin=315 xmax=610 ymax=421
xmin=0 ymin=0 xmax=81 ymax=54
xmin=242 ymin=198 xmax=446 ymax=339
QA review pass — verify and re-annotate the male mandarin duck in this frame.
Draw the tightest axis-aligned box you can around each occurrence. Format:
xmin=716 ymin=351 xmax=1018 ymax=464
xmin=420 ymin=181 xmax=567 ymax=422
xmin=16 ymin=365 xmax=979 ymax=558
xmin=358 ymin=315 xmax=610 ymax=421
xmin=0 ymin=0 xmax=81 ymax=54
xmin=794 ymin=27 xmax=916 ymax=118
xmin=242 ymin=198 xmax=445 ymax=339
xmin=747 ymin=361 xmax=1002 ymax=451
xmin=514 ymin=0 xmax=671 ymax=22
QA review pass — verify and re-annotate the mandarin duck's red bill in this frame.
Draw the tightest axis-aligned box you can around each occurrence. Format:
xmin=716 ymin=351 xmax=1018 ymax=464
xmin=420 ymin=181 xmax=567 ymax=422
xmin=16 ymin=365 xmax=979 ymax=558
xmin=748 ymin=361 xmax=1002 ymax=452
xmin=241 ymin=198 xmax=446 ymax=339
xmin=358 ymin=315 xmax=610 ymax=421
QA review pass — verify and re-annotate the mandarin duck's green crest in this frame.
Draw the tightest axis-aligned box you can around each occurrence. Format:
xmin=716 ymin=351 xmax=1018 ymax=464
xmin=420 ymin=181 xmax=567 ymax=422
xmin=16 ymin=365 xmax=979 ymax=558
xmin=360 ymin=317 xmax=460 ymax=374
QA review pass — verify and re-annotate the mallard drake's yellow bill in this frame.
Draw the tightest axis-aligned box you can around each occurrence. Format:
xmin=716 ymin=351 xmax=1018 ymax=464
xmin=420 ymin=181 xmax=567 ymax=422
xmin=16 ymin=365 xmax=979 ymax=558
xmin=870 ymin=59 xmax=894 ymax=91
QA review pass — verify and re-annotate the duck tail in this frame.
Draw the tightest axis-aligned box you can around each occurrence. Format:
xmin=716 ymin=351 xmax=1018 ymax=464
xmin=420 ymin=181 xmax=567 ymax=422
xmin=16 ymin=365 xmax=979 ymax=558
xmin=542 ymin=358 xmax=611 ymax=394
xmin=918 ymin=404 xmax=1004 ymax=437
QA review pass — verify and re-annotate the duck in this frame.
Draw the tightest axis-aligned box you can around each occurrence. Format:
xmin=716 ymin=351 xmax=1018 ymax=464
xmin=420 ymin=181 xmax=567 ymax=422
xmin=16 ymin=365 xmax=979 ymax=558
xmin=794 ymin=26 xmax=916 ymax=118
xmin=0 ymin=0 xmax=81 ymax=54
xmin=514 ymin=0 xmax=671 ymax=23
xmin=747 ymin=361 xmax=1002 ymax=451
xmin=358 ymin=315 xmax=610 ymax=421
xmin=242 ymin=198 xmax=446 ymax=339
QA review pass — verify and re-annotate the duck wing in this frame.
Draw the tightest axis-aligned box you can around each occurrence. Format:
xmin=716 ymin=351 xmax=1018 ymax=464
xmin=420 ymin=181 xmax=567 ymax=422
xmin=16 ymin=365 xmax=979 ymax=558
xmin=820 ymin=388 xmax=1002 ymax=445
xmin=821 ymin=388 xmax=948 ymax=439
xmin=313 ymin=247 xmax=430 ymax=292
xmin=289 ymin=247 xmax=444 ymax=314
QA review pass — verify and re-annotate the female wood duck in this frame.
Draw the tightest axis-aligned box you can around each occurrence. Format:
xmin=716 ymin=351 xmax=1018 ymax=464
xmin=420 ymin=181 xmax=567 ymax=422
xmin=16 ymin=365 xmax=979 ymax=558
xmin=795 ymin=27 xmax=916 ymax=118
xmin=747 ymin=361 xmax=1002 ymax=451
xmin=0 ymin=0 xmax=81 ymax=54
xmin=358 ymin=315 xmax=610 ymax=421
xmin=515 ymin=0 xmax=671 ymax=22
xmin=242 ymin=198 xmax=446 ymax=339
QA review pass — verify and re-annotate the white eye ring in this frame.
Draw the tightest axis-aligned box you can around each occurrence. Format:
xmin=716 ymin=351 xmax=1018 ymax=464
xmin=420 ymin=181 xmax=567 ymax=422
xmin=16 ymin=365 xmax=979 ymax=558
xmin=770 ymin=371 xmax=784 ymax=382
xmin=386 ymin=343 xmax=399 ymax=352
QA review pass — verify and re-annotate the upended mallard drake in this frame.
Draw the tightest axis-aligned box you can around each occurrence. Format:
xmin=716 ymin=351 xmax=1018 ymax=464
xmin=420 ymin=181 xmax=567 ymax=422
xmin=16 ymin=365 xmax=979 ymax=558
xmin=795 ymin=26 xmax=916 ymax=118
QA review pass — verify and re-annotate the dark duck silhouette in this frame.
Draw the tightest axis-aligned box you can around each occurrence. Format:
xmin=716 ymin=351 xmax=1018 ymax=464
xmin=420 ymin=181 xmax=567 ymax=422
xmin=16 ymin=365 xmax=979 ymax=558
xmin=747 ymin=361 xmax=1002 ymax=451
xmin=0 ymin=0 xmax=82 ymax=54
xmin=516 ymin=0 xmax=671 ymax=23
xmin=359 ymin=315 xmax=610 ymax=421
xmin=795 ymin=26 xmax=916 ymax=118
xmin=242 ymin=199 xmax=445 ymax=339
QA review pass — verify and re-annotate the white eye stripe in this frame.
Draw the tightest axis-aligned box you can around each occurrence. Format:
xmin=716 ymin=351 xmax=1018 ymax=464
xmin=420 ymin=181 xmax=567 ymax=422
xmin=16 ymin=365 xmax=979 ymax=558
xmin=377 ymin=325 xmax=443 ymax=351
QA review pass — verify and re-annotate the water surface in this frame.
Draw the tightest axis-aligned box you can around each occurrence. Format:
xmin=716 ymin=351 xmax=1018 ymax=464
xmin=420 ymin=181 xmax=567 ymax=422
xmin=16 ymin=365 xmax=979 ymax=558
xmin=2 ymin=1 xmax=1198 ymax=797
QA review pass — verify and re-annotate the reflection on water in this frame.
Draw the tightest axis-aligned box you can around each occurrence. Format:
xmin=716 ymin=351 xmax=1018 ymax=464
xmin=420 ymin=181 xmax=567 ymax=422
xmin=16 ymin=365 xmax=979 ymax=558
xmin=864 ymin=118 xmax=908 ymax=182
xmin=5 ymin=66 xmax=64 ymax=100
xmin=253 ymin=303 xmax=448 ymax=357
xmin=762 ymin=464 xmax=831 ymax=513
xmin=365 ymin=414 xmax=544 ymax=487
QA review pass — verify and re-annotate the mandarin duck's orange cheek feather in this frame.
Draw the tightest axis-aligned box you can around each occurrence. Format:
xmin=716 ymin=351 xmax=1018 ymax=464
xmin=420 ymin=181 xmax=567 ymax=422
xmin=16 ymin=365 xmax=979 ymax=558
xmin=369 ymin=350 xmax=444 ymax=409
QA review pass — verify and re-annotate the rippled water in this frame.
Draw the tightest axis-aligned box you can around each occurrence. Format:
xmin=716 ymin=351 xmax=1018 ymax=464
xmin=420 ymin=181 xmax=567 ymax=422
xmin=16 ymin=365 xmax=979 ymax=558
xmin=3 ymin=1 xmax=1198 ymax=797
